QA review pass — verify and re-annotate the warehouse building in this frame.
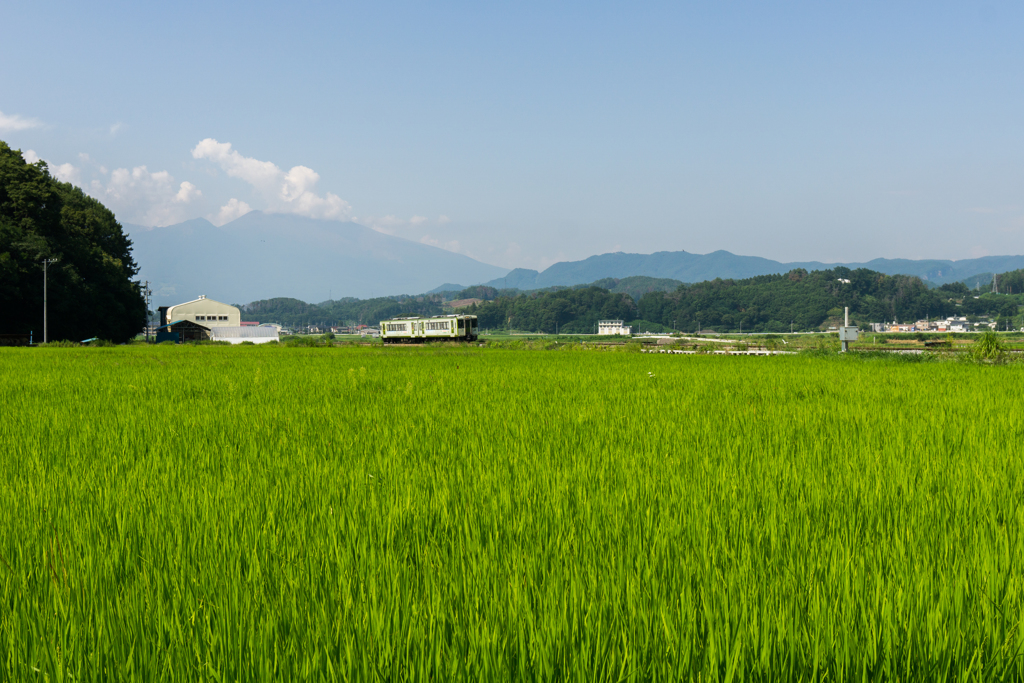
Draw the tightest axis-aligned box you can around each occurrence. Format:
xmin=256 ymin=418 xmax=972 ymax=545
xmin=157 ymin=295 xmax=240 ymax=328
xmin=155 ymin=296 xmax=252 ymax=343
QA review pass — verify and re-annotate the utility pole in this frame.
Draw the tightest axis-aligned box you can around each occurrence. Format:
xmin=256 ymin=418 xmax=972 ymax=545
xmin=42 ymin=258 xmax=58 ymax=343
xmin=839 ymin=306 xmax=858 ymax=353
xmin=142 ymin=280 xmax=152 ymax=343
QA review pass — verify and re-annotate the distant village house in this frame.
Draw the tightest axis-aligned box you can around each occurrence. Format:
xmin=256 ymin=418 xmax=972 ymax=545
xmin=598 ymin=320 xmax=632 ymax=336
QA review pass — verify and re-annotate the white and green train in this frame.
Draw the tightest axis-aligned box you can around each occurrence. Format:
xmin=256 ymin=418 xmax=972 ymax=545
xmin=380 ymin=314 xmax=479 ymax=343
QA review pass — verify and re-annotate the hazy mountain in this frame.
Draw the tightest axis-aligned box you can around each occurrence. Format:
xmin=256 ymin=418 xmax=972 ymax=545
xmin=478 ymin=250 xmax=1024 ymax=290
xmin=127 ymin=212 xmax=509 ymax=307
xmin=426 ymin=283 xmax=468 ymax=294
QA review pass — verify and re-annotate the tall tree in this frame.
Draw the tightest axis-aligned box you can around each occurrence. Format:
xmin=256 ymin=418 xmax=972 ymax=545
xmin=0 ymin=141 xmax=146 ymax=342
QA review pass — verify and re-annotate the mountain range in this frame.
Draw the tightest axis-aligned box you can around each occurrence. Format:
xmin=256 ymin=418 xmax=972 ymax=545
xmin=467 ymin=251 xmax=1024 ymax=292
xmin=127 ymin=212 xmax=510 ymax=307
xmin=128 ymin=212 xmax=1024 ymax=307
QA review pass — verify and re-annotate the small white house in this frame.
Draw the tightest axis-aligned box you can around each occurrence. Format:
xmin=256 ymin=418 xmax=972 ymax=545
xmin=598 ymin=319 xmax=632 ymax=336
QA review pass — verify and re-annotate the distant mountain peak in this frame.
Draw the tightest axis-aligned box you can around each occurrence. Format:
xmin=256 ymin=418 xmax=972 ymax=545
xmin=130 ymin=213 xmax=508 ymax=306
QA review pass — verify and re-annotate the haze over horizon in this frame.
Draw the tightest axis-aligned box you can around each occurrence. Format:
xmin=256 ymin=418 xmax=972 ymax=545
xmin=3 ymin=2 xmax=1024 ymax=271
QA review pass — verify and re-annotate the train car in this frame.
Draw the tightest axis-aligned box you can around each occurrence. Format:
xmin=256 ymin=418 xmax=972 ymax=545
xmin=380 ymin=314 xmax=479 ymax=343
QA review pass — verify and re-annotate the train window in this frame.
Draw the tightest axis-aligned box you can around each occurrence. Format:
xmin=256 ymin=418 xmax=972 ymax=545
xmin=458 ymin=319 xmax=465 ymax=329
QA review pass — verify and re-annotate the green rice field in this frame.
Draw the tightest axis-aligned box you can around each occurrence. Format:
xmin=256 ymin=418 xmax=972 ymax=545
xmin=1 ymin=346 xmax=1022 ymax=681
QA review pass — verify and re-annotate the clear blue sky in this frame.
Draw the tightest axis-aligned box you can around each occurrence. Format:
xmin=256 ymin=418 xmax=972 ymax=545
xmin=2 ymin=1 xmax=1023 ymax=269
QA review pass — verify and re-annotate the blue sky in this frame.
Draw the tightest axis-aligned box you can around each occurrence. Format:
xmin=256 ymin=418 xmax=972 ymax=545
xmin=2 ymin=1 xmax=1023 ymax=269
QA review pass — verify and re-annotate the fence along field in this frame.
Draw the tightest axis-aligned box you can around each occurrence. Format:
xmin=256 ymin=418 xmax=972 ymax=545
xmin=0 ymin=345 xmax=1022 ymax=680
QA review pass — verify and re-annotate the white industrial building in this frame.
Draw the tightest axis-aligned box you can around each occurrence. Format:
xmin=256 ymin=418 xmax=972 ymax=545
xmin=598 ymin=319 xmax=632 ymax=336
xmin=159 ymin=295 xmax=241 ymax=327
xmin=209 ymin=326 xmax=280 ymax=344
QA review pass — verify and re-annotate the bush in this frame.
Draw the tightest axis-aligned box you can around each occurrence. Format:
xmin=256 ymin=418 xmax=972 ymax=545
xmin=285 ymin=336 xmax=318 ymax=348
xmin=973 ymin=331 xmax=1005 ymax=363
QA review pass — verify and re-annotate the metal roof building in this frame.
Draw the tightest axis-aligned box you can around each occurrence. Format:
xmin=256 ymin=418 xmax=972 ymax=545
xmin=158 ymin=295 xmax=240 ymax=329
xmin=209 ymin=326 xmax=280 ymax=344
xmin=155 ymin=320 xmax=210 ymax=343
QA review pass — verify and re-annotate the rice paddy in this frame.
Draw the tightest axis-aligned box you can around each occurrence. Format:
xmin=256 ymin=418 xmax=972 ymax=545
xmin=1 ymin=345 xmax=1022 ymax=681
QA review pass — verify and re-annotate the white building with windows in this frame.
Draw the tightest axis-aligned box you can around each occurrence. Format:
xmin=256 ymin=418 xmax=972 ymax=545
xmin=598 ymin=319 xmax=632 ymax=336
xmin=160 ymin=295 xmax=241 ymax=327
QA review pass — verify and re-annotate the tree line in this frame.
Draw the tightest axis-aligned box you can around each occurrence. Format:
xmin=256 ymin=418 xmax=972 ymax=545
xmin=236 ymin=267 xmax=1024 ymax=334
xmin=464 ymin=268 xmax=1021 ymax=334
xmin=1 ymin=142 xmax=146 ymax=343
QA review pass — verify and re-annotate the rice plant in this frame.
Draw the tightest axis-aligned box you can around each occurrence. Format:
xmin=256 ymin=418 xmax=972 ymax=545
xmin=0 ymin=345 xmax=1021 ymax=681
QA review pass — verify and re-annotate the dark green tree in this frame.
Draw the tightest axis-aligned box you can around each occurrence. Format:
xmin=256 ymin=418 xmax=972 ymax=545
xmin=0 ymin=142 xmax=146 ymax=342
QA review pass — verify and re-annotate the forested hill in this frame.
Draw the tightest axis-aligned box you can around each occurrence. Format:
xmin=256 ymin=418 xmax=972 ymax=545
xmin=633 ymin=269 xmax=983 ymax=333
xmin=241 ymin=276 xmax=684 ymax=329
xmin=431 ymin=276 xmax=684 ymax=301
xmin=1 ymin=142 xmax=147 ymax=342
xmin=466 ymin=267 xmax=1021 ymax=333
xmin=239 ymin=295 xmax=447 ymax=328
xmin=240 ymin=267 xmax=1023 ymax=334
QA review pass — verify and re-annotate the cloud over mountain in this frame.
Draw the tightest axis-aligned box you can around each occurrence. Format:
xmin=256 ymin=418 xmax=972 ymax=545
xmin=89 ymin=166 xmax=202 ymax=227
xmin=192 ymin=139 xmax=351 ymax=221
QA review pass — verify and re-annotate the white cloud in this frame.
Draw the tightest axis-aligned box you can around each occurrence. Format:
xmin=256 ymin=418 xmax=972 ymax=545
xmin=0 ymin=110 xmax=42 ymax=133
xmin=109 ymin=122 xmax=123 ymax=135
xmin=212 ymin=198 xmax=252 ymax=226
xmin=174 ymin=181 xmax=201 ymax=203
xmin=191 ymin=138 xmax=351 ymax=220
xmin=90 ymin=165 xmax=202 ymax=227
xmin=358 ymin=214 xmax=404 ymax=234
xmin=355 ymin=214 xmax=481 ymax=258
xmin=358 ymin=214 xmax=451 ymax=235
xmin=22 ymin=149 xmax=40 ymax=164
xmin=419 ymin=234 xmax=464 ymax=254
xmin=52 ymin=163 xmax=82 ymax=186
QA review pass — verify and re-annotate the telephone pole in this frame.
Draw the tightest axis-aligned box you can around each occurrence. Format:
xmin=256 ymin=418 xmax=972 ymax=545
xmin=42 ymin=258 xmax=58 ymax=343
xmin=142 ymin=280 xmax=153 ymax=342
